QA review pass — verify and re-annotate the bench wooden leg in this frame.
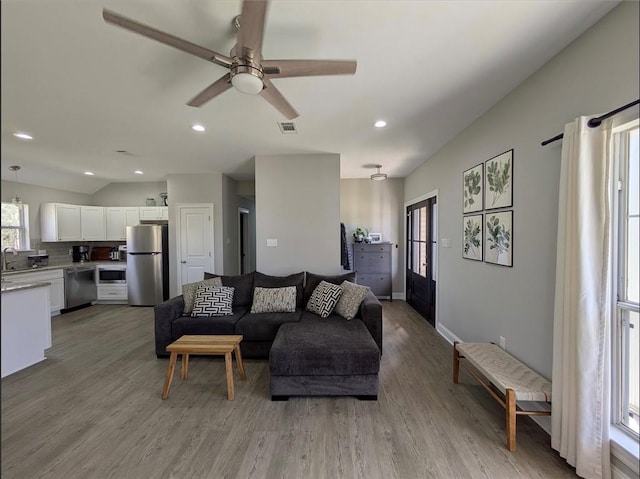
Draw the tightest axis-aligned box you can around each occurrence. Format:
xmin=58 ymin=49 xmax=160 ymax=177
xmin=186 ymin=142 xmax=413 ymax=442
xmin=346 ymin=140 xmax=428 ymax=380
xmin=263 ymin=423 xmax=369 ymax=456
xmin=506 ymin=388 xmax=516 ymax=451
xmin=161 ymin=352 xmax=178 ymax=399
xmin=181 ymin=353 xmax=189 ymax=380
xmin=453 ymin=341 xmax=460 ymax=384
xmin=224 ymin=351 xmax=234 ymax=400
xmin=234 ymin=344 xmax=246 ymax=380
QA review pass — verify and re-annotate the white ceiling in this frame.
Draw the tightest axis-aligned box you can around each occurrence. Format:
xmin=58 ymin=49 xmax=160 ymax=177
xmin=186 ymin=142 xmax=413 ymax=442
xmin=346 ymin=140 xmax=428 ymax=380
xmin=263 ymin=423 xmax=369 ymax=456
xmin=1 ymin=0 xmax=618 ymax=195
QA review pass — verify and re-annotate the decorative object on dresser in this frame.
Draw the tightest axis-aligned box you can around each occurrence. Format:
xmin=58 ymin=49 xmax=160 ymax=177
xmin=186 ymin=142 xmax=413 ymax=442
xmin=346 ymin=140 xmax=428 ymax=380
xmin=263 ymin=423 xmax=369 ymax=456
xmin=353 ymin=227 xmax=368 ymax=243
xmin=369 ymin=233 xmax=382 ymax=244
xmin=352 ymin=242 xmax=392 ymax=301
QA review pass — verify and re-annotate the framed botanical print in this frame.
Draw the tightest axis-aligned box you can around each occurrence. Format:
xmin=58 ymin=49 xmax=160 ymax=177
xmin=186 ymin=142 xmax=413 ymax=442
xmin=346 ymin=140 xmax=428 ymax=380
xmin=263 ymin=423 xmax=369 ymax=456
xmin=484 ymin=149 xmax=513 ymax=210
xmin=485 ymin=210 xmax=513 ymax=267
xmin=463 ymin=163 xmax=483 ymax=213
xmin=462 ymin=214 xmax=483 ymax=261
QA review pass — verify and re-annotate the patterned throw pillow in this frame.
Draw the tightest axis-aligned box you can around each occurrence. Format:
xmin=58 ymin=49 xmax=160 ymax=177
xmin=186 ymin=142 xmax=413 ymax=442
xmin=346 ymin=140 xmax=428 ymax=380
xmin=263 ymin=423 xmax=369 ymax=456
xmin=182 ymin=277 xmax=222 ymax=314
xmin=191 ymin=286 xmax=234 ymax=317
xmin=250 ymin=286 xmax=297 ymax=313
xmin=306 ymin=280 xmax=343 ymax=318
xmin=334 ymin=281 xmax=370 ymax=320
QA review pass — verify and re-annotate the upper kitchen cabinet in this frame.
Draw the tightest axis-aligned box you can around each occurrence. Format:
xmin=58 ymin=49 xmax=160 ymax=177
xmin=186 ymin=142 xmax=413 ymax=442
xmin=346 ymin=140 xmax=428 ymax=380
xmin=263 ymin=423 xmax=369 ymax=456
xmin=139 ymin=206 xmax=168 ymax=221
xmin=41 ymin=203 xmax=82 ymax=242
xmin=105 ymin=207 xmax=140 ymax=241
xmin=80 ymin=206 xmax=106 ymax=241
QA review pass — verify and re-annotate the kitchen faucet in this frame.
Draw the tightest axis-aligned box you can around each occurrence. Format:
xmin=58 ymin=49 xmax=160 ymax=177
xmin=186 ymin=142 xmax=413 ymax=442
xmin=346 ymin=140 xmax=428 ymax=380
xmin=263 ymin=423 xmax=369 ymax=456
xmin=2 ymin=247 xmax=18 ymax=271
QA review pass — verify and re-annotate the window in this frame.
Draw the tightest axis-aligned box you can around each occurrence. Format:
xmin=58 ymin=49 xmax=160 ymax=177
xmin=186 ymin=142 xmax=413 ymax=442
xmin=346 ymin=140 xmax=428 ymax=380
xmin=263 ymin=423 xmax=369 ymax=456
xmin=613 ymin=120 xmax=639 ymax=437
xmin=1 ymin=203 xmax=30 ymax=251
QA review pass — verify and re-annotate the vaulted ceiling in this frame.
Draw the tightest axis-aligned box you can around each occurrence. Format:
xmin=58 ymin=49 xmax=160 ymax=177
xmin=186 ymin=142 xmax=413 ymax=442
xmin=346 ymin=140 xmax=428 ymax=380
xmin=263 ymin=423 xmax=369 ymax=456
xmin=1 ymin=1 xmax=618 ymax=194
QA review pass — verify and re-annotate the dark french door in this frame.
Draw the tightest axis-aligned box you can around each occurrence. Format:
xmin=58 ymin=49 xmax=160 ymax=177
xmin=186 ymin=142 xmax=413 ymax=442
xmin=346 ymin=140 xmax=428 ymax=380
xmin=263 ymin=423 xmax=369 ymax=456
xmin=406 ymin=197 xmax=437 ymax=327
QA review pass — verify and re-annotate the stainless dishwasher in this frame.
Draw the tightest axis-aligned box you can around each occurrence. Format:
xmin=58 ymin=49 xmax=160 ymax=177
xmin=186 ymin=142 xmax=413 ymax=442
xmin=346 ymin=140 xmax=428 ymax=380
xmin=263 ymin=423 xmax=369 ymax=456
xmin=64 ymin=266 xmax=97 ymax=309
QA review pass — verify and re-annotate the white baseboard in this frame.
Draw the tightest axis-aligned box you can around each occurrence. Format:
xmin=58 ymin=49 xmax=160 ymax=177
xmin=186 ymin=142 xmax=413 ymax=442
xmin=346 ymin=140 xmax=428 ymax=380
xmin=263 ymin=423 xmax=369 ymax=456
xmin=435 ymin=322 xmax=462 ymax=345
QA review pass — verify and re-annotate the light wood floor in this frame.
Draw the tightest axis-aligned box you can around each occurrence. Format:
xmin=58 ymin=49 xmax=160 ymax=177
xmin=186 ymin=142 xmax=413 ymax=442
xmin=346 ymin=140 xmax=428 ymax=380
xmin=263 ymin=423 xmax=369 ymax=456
xmin=1 ymin=301 xmax=577 ymax=479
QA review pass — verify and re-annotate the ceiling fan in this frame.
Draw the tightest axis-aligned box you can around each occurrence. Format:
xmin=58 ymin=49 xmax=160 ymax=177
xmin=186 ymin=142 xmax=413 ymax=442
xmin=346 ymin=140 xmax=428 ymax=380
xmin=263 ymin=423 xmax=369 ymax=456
xmin=103 ymin=1 xmax=357 ymax=120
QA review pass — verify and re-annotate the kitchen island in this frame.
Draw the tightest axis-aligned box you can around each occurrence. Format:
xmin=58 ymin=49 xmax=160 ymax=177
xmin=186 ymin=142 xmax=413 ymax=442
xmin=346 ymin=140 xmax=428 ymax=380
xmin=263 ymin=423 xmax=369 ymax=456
xmin=1 ymin=281 xmax=52 ymax=378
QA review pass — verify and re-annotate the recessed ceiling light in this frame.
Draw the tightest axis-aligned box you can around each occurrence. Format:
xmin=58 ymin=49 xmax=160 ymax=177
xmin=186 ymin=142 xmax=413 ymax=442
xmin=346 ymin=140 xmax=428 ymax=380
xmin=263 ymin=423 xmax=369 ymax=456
xmin=192 ymin=124 xmax=205 ymax=132
xmin=14 ymin=132 xmax=33 ymax=140
xmin=374 ymin=120 xmax=387 ymax=128
xmin=84 ymin=171 xmax=94 ymax=176
xmin=134 ymin=170 xmax=144 ymax=175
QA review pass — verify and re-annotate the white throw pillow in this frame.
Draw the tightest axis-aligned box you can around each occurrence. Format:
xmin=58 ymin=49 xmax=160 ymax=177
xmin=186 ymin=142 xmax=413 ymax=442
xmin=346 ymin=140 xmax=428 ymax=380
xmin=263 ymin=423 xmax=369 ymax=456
xmin=306 ymin=280 xmax=343 ymax=318
xmin=191 ymin=286 xmax=234 ymax=317
xmin=250 ymin=286 xmax=297 ymax=313
xmin=334 ymin=281 xmax=370 ymax=320
xmin=182 ymin=277 xmax=222 ymax=314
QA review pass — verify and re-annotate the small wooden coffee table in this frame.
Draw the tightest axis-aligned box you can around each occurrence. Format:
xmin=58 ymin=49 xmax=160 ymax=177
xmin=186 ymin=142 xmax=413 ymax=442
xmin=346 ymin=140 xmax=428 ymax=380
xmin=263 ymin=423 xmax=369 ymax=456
xmin=161 ymin=335 xmax=246 ymax=400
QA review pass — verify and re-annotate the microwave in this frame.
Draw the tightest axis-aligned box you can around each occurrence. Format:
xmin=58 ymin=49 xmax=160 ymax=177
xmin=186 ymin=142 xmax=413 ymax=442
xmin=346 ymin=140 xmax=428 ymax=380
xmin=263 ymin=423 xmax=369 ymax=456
xmin=97 ymin=265 xmax=126 ymax=284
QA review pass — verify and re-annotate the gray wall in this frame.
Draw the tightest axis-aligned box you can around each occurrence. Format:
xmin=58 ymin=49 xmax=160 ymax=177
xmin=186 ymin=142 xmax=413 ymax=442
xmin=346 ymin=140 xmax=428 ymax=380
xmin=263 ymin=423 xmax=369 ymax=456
xmin=91 ymin=181 xmax=167 ymax=207
xmin=222 ymin=175 xmax=239 ymax=276
xmin=238 ymin=195 xmax=256 ymax=273
xmin=255 ymin=154 xmax=341 ymax=275
xmin=341 ymin=178 xmax=404 ymax=295
xmin=404 ymin=1 xmax=639 ymax=378
xmin=166 ymin=173 xmax=224 ymax=297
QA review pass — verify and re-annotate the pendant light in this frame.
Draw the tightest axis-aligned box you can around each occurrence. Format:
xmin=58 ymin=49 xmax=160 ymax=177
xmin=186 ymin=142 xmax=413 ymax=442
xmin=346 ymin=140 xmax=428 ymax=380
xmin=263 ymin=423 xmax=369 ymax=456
xmin=370 ymin=164 xmax=387 ymax=181
xmin=8 ymin=165 xmax=23 ymax=207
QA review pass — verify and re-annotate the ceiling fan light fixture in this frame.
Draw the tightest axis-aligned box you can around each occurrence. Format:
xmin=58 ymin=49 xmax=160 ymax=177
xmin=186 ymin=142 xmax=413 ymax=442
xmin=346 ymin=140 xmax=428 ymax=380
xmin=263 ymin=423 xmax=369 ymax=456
xmin=370 ymin=165 xmax=387 ymax=181
xmin=13 ymin=132 xmax=33 ymax=140
xmin=231 ymin=72 xmax=264 ymax=95
xmin=191 ymin=124 xmax=206 ymax=132
xmin=374 ymin=120 xmax=387 ymax=128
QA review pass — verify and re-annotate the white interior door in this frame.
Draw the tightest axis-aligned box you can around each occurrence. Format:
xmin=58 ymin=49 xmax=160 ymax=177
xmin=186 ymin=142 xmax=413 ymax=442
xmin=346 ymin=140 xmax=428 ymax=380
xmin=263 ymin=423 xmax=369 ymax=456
xmin=177 ymin=205 xmax=214 ymax=290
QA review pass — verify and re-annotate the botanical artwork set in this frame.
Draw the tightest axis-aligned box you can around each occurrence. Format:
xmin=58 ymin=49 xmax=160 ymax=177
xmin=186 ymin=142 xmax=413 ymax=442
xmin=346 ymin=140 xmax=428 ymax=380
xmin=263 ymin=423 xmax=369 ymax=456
xmin=462 ymin=149 xmax=513 ymax=266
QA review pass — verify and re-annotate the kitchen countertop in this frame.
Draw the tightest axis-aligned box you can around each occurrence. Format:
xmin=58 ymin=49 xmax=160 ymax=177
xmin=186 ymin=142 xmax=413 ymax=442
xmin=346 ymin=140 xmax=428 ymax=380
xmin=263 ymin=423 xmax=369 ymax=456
xmin=1 ymin=281 xmax=51 ymax=293
xmin=1 ymin=262 xmax=127 ymax=276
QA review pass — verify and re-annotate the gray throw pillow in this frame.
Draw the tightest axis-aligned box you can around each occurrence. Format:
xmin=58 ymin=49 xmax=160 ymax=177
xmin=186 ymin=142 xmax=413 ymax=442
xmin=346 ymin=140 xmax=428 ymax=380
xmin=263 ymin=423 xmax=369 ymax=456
xmin=250 ymin=286 xmax=297 ymax=313
xmin=191 ymin=286 xmax=234 ymax=317
xmin=306 ymin=280 xmax=343 ymax=318
xmin=182 ymin=277 xmax=222 ymax=314
xmin=334 ymin=281 xmax=370 ymax=320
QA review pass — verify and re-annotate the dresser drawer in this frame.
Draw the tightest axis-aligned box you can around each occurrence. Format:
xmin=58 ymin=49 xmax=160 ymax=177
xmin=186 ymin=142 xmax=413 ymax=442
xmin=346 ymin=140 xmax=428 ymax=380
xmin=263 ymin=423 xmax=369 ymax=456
xmin=353 ymin=243 xmax=392 ymax=253
xmin=356 ymin=273 xmax=391 ymax=297
xmin=354 ymin=253 xmax=390 ymax=273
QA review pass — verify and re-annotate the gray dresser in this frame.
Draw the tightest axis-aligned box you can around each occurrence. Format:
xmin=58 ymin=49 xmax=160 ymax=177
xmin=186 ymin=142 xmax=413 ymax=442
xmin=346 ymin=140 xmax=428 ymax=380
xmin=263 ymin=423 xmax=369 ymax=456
xmin=353 ymin=242 xmax=392 ymax=300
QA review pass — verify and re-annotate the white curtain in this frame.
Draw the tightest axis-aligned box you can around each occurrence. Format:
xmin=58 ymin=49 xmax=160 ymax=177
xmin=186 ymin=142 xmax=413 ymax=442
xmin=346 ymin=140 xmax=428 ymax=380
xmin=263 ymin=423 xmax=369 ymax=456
xmin=552 ymin=116 xmax=614 ymax=479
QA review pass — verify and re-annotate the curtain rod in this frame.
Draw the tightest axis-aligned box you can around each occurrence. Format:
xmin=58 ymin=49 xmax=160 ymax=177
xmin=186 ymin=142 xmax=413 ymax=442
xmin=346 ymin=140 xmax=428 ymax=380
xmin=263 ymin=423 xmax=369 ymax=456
xmin=541 ymin=99 xmax=640 ymax=146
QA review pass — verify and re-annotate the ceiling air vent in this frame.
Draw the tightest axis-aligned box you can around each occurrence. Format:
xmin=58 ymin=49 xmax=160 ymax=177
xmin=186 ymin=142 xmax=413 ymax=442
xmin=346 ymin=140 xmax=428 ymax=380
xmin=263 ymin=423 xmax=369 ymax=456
xmin=278 ymin=121 xmax=297 ymax=134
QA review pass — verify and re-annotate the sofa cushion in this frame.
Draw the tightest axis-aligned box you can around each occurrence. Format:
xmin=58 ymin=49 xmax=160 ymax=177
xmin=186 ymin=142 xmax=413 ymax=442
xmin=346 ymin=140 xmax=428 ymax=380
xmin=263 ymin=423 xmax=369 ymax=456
xmin=270 ymin=317 xmax=380 ymax=376
xmin=304 ymin=271 xmax=355 ymax=304
xmin=204 ymin=272 xmax=254 ymax=307
xmin=173 ymin=307 xmax=248 ymax=337
xmin=191 ymin=286 xmax=234 ymax=317
xmin=334 ymin=281 xmax=370 ymax=320
xmin=251 ymin=286 xmax=297 ymax=313
xmin=234 ymin=310 xmax=302 ymax=341
xmin=306 ymin=280 xmax=343 ymax=318
xmin=181 ymin=277 xmax=222 ymax=315
xmin=254 ymin=271 xmax=305 ymax=308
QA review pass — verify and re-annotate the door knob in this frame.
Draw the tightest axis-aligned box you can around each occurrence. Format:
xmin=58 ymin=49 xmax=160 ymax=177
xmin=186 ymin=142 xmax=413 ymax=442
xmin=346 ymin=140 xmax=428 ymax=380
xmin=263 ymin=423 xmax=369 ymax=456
xmin=181 ymin=260 xmax=186 ymax=264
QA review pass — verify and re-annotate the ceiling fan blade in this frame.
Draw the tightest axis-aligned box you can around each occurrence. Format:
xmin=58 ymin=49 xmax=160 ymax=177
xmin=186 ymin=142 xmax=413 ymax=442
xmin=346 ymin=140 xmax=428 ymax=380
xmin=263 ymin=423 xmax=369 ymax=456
xmin=187 ymin=73 xmax=233 ymax=107
xmin=103 ymin=9 xmax=232 ymax=69
xmin=260 ymin=79 xmax=298 ymax=120
xmin=262 ymin=60 xmax=357 ymax=78
xmin=236 ymin=0 xmax=268 ymax=59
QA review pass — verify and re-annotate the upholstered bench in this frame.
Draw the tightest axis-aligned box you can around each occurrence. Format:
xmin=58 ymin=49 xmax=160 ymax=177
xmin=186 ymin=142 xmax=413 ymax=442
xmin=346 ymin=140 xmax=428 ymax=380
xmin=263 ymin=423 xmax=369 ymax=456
xmin=453 ymin=342 xmax=552 ymax=451
xmin=269 ymin=314 xmax=381 ymax=400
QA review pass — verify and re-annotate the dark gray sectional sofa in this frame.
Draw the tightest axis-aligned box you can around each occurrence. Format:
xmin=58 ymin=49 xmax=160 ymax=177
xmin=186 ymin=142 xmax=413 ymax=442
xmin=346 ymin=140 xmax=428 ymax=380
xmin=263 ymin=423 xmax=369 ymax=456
xmin=154 ymin=271 xmax=382 ymax=399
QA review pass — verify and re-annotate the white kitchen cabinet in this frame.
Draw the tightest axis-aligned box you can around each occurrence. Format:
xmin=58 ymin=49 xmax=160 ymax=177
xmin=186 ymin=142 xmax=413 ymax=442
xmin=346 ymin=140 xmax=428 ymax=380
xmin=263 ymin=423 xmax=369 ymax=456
xmin=97 ymin=284 xmax=127 ymax=303
xmin=105 ymin=207 xmax=140 ymax=240
xmin=6 ymin=269 xmax=65 ymax=316
xmin=41 ymin=203 xmax=82 ymax=242
xmin=80 ymin=206 xmax=105 ymax=241
xmin=139 ymin=206 xmax=168 ymax=221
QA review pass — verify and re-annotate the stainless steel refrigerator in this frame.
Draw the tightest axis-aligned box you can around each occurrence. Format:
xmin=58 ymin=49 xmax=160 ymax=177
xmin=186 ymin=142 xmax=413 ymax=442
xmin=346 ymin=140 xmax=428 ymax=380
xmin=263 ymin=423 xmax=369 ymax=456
xmin=126 ymin=224 xmax=169 ymax=306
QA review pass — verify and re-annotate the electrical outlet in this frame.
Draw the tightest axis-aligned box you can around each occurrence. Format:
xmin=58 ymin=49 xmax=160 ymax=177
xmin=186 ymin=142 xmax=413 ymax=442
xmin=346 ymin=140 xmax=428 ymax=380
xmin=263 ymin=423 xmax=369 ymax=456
xmin=499 ymin=336 xmax=506 ymax=350
xmin=69 ymin=248 xmax=73 ymax=255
